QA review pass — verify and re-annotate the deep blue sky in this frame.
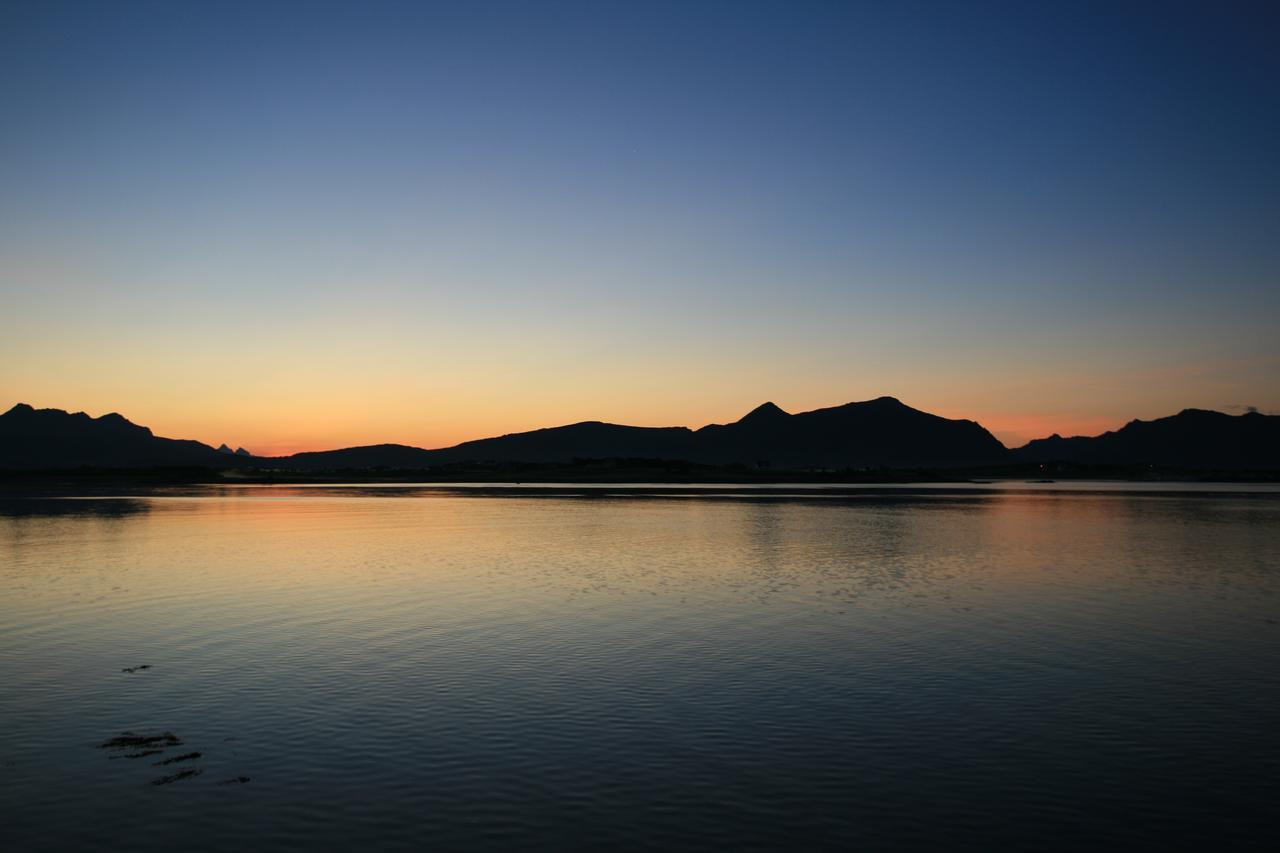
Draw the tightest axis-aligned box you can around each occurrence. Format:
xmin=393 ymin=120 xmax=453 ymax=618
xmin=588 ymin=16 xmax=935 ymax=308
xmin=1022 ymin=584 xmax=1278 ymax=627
xmin=2 ymin=1 xmax=1277 ymax=451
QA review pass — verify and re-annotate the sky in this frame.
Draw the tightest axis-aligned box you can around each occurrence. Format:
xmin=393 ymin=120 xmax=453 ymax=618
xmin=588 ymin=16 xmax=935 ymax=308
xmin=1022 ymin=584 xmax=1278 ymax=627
xmin=1 ymin=1 xmax=1277 ymax=454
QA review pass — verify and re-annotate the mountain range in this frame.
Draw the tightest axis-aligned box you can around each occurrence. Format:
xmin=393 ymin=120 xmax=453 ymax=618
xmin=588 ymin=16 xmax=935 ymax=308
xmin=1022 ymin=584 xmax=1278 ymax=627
xmin=1 ymin=398 xmax=1276 ymax=473
xmin=0 ymin=403 xmax=234 ymax=470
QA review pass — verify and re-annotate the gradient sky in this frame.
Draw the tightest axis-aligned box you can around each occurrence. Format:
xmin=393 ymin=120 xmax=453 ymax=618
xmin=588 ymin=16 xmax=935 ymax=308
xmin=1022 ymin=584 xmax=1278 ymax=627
xmin=2 ymin=1 xmax=1277 ymax=454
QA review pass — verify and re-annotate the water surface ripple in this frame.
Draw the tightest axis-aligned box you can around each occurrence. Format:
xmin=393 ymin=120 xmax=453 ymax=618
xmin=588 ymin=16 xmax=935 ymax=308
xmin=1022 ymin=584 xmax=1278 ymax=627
xmin=1 ymin=485 xmax=1278 ymax=850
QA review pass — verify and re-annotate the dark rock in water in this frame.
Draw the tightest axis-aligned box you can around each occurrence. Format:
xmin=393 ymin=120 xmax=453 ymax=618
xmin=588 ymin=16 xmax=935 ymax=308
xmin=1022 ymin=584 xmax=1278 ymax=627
xmin=218 ymin=776 xmax=251 ymax=785
xmin=153 ymin=751 xmax=201 ymax=766
xmin=120 ymin=665 xmax=152 ymax=673
xmin=151 ymin=768 xmax=202 ymax=786
xmin=100 ymin=731 xmax=182 ymax=749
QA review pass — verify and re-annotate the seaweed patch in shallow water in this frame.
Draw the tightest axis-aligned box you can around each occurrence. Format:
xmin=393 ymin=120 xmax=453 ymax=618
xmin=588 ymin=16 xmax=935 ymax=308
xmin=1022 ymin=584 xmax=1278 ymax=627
xmin=151 ymin=768 xmax=202 ymax=786
xmin=110 ymin=749 xmax=163 ymax=760
xmin=153 ymin=751 xmax=201 ymax=766
xmin=100 ymin=732 xmax=182 ymax=749
xmin=218 ymin=776 xmax=252 ymax=785
xmin=120 ymin=665 xmax=152 ymax=673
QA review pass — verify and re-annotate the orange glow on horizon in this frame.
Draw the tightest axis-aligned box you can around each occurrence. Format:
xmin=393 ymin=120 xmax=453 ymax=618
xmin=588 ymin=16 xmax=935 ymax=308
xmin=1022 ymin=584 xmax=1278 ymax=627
xmin=978 ymin=414 xmax=1122 ymax=450
xmin=70 ymin=400 xmax=1134 ymax=456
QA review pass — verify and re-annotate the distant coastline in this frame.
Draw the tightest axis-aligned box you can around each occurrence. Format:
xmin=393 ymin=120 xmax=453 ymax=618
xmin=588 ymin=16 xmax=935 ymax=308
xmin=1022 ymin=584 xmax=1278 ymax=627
xmin=3 ymin=397 xmax=1278 ymax=479
xmin=3 ymin=460 xmax=1278 ymax=488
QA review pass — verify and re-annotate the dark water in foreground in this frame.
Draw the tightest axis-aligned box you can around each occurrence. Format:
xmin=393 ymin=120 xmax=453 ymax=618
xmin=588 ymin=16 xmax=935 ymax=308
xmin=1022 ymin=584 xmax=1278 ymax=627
xmin=2 ymin=484 xmax=1278 ymax=850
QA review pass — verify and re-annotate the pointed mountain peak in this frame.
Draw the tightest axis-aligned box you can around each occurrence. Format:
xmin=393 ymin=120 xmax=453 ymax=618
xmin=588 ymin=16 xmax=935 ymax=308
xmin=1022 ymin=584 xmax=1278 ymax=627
xmin=3 ymin=403 xmax=36 ymax=417
xmin=217 ymin=443 xmax=235 ymax=455
xmin=738 ymin=401 xmax=790 ymax=423
xmin=235 ymin=447 xmax=252 ymax=457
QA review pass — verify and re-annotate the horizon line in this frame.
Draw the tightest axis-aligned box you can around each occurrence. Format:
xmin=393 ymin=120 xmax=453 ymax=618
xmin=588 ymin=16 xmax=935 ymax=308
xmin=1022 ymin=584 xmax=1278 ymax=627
xmin=5 ymin=397 xmax=1269 ymax=460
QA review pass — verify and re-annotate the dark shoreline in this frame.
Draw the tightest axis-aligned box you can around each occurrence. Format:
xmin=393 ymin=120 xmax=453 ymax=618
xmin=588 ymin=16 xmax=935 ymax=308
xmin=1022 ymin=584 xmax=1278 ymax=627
xmin=2 ymin=460 xmax=1277 ymax=488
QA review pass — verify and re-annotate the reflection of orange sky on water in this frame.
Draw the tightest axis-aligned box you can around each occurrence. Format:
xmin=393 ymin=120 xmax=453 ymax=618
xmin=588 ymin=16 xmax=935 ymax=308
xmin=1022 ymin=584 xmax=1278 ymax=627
xmin=0 ymin=491 xmax=1085 ymax=592
xmin=4 ymin=490 xmax=1274 ymax=628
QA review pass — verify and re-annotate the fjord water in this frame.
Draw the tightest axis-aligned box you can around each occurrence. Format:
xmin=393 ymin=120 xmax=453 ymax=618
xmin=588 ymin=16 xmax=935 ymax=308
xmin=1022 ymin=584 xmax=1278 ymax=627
xmin=2 ymin=486 xmax=1277 ymax=850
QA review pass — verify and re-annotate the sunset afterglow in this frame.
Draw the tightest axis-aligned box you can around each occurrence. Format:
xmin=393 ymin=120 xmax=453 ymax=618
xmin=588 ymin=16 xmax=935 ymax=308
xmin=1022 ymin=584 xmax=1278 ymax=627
xmin=2 ymin=3 xmax=1277 ymax=452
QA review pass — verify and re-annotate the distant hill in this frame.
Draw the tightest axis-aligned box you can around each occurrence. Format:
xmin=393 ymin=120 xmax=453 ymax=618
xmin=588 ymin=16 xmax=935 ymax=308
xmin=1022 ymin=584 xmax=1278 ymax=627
xmin=271 ymin=396 xmax=1007 ymax=471
xmin=428 ymin=421 xmax=697 ymax=466
xmin=217 ymin=443 xmax=254 ymax=457
xmin=275 ymin=443 xmax=437 ymax=470
xmin=269 ymin=426 xmax=696 ymax=471
xmin=1013 ymin=408 xmax=1280 ymax=470
xmin=0 ymin=404 xmax=242 ymax=470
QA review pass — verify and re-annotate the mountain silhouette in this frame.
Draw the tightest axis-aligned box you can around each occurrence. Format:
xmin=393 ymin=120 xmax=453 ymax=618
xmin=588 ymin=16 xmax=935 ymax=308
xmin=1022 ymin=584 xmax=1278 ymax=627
xmin=274 ymin=397 xmax=1006 ymax=470
xmin=736 ymin=401 xmax=790 ymax=425
xmin=274 ymin=443 xmax=437 ymax=470
xmin=0 ymin=403 xmax=237 ymax=470
xmin=4 ymin=399 xmax=1277 ymax=473
xmin=689 ymin=396 xmax=1006 ymax=469
xmin=1014 ymin=408 xmax=1280 ymax=469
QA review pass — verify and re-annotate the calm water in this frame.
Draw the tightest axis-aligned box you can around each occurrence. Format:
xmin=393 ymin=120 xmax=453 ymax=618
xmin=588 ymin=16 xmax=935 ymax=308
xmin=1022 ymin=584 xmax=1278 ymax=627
xmin=2 ymin=484 xmax=1278 ymax=850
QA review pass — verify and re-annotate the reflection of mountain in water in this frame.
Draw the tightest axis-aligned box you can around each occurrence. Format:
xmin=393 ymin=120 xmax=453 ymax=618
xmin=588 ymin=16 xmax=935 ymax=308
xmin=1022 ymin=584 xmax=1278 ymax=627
xmin=0 ymin=497 xmax=152 ymax=518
